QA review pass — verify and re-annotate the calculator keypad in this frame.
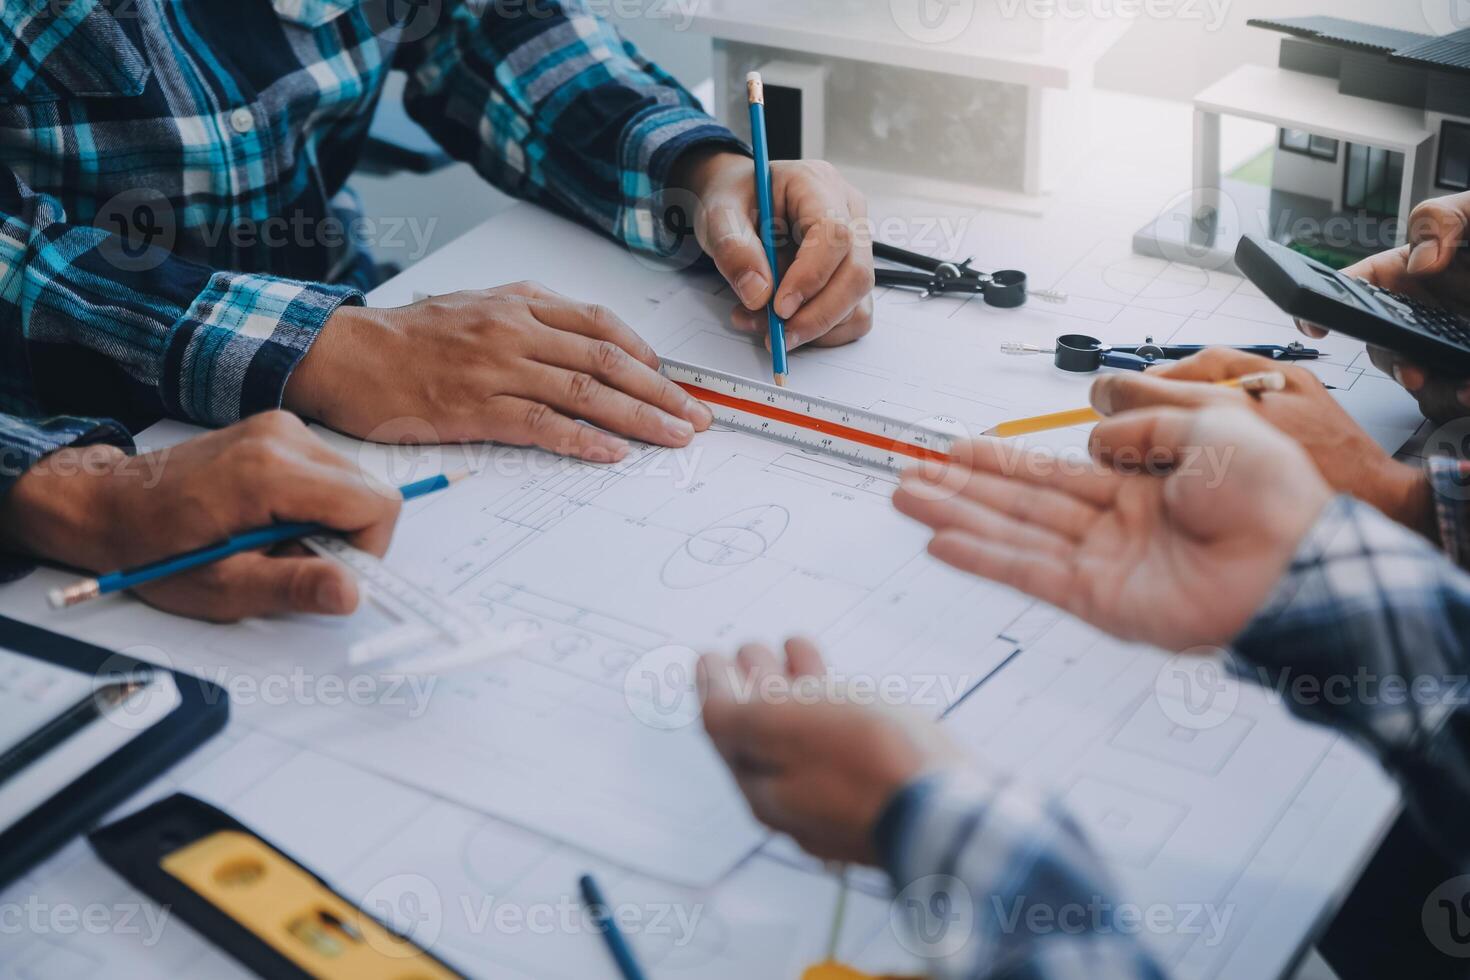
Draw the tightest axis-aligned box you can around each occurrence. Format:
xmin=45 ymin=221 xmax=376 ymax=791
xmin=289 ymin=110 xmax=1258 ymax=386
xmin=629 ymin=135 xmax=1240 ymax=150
xmin=1356 ymin=280 xmax=1470 ymax=347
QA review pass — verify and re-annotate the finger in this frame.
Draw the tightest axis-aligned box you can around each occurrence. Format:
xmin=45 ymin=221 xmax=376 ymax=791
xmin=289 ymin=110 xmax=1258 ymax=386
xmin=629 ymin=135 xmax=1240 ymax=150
xmin=941 ymin=438 xmax=1123 ymax=508
xmin=519 ymin=364 xmax=695 ymax=447
xmin=481 ymin=394 xmax=630 ymax=462
xmin=736 ymin=643 xmax=782 ymax=688
xmin=774 ymin=211 xmax=856 ymax=322
xmin=285 ymin=441 xmax=403 ymax=557
xmin=927 ymin=529 xmax=1076 ymax=611
xmin=245 ymin=438 xmax=402 ymax=552
xmin=732 ymin=771 xmax=789 ymax=828
xmin=1339 ymin=245 xmax=1438 ymax=303
xmin=779 ymin=258 xmax=875 ymax=348
xmin=1294 ymin=319 xmax=1329 ymax=340
xmin=698 ymin=652 xmax=736 ymax=706
xmin=893 ymin=476 xmax=1077 ymax=561
xmin=698 ymin=199 xmax=773 ymax=311
xmin=525 ymin=297 xmax=660 ymax=370
xmin=1366 ymin=344 xmax=1427 ymax=392
xmin=533 ymin=329 xmax=713 ymax=429
xmin=804 ymin=294 xmax=874 ymax=348
xmin=1086 ymin=406 xmax=1218 ymax=469
xmin=783 ymin=636 xmax=826 ymax=679
xmin=1090 ymin=371 xmax=1242 ymax=417
xmin=137 ymin=554 xmax=361 ymax=622
xmin=1404 ymin=197 xmax=1470 ymax=278
xmin=730 ymin=303 xmax=764 ymax=334
xmin=1139 ymin=348 xmax=1289 ymax=385
xmin=895 ymin=466 xmax=1099 ymax=543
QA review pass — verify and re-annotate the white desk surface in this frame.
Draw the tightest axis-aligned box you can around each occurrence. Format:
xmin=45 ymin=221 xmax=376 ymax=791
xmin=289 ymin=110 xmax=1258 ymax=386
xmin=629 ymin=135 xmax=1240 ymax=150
xmin=1 ymin=90 xmax=1414 ymax=980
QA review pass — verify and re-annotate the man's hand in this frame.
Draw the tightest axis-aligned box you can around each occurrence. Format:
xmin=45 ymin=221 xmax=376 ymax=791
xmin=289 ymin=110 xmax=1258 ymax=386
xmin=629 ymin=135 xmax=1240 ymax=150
xmin=893 ymin=408 xmax=1332 ymax=651
xmin=699 ymin=638 xmax=959 ymax=865
xmin=676 ymin=150 xmax=875 ymax=350
xmin=1089 ymin=348 xmax=1433 ymax=536
xmin=285 ymin=283 xmax=713 ymax=461
xmin=1299 ymin=190 xmax=1470 ymax=420
xmin=0 ymin=412 xmax=401 ymax=622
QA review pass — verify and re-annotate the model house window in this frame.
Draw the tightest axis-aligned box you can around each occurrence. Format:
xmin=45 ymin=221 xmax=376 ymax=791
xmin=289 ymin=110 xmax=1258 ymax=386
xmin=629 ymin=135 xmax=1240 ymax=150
xmin=1279 ymin=129 xmax=1339 ymax=162
xmin=1438 ymin=120 xmax=1470 ymax=191
xmin=1344 ymin=144 xmax=1404 ymax=217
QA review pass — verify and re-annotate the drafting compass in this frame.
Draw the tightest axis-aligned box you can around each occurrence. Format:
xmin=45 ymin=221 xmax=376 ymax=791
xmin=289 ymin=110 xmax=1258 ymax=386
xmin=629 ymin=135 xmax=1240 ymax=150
xmin=874 ymin=241 xmax=1067 ymax=308
xmin=1001 ymin=333 xmax=1320 ymax=373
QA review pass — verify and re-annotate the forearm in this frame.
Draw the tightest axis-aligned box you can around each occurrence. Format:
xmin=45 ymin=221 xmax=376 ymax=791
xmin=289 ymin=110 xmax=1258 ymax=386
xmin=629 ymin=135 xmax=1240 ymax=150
xmin=876 ymin=769 xmax=1167 ymax=980
xmin=1 ymin=170 xmax=361 ymax=429
xmin=396 ymin=1 xmax=746 ymax=255
xmin=1232 ymin=494 xmax=1470 ymax=861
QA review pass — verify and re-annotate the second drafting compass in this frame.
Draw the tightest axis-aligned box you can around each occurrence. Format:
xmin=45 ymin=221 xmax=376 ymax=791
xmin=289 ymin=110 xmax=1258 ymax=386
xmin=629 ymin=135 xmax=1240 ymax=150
xmin=874 ymin=241 xmax=1067 ymax=309
xmin=1001 ymin=333 xmax=1320 ymax=372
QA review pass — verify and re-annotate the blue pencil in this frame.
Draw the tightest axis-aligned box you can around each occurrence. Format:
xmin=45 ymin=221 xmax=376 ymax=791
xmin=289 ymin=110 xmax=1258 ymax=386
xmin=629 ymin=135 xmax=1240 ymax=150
xmin=746 ymin=71 xmax=789 ymax=386
xmin=579 ymin=873 xmax=648 ymax=980
xmin=49 ymin=471 xmax=469 ymax=608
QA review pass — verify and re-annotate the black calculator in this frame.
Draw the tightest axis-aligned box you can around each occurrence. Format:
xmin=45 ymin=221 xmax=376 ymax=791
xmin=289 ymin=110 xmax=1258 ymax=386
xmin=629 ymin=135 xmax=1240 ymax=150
xmin=1235 ymin=234 xmax=1470 ymax=374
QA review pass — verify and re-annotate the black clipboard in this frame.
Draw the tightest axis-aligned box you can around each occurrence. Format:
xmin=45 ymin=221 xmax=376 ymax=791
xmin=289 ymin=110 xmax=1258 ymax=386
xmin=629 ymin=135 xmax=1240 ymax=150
xmin=0 ymin=614 xmax=228 ymax=888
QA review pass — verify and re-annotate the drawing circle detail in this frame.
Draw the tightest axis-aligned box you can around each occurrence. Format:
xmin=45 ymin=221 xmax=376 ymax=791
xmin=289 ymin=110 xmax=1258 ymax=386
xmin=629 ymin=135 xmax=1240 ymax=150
xmin=661 ymin=505 xmax=790 ymax=589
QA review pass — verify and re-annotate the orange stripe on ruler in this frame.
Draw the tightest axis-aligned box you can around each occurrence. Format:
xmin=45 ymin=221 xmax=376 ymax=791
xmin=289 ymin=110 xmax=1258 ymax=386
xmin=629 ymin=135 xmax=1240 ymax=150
xmin=674 ymin=381 xmax=951 ymax=464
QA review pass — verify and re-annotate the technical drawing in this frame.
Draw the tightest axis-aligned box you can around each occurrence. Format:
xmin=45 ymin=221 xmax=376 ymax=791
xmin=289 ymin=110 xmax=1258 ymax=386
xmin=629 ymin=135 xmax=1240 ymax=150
xmin=660 ymin=504 xmax=791 ymax=589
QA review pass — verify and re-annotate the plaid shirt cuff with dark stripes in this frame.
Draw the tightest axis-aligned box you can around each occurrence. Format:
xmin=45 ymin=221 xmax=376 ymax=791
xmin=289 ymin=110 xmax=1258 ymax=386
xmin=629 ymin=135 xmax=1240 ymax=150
xmin=161 ymin=272 xmax=364 ymax=428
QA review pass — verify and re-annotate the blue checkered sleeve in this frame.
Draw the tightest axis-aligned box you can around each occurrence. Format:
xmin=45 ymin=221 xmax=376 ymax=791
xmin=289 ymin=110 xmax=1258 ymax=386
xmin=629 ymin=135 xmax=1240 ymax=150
xmin=0 ymin=170 xmax=363 ymax=432
xmin=1429 ymin=456 xmax=1470 ymax=570
xmin=876 ymin=770 xmax=1167 ymax=980
xmin=396 ymin=0 xmax=747 ymax=256
xmin=1233 ymin=495 xmax=1470 ymax=864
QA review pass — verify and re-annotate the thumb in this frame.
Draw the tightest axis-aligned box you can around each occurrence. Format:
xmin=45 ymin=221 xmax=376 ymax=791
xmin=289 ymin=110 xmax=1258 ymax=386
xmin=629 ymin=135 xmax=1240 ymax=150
xmin=1087 ymin=406 xmax=1200 ymax=469
xmin=1405 ymin=197 xmax=1469 ymax=277
xmin=697 ymin=197 xmax=773 ymax=311
xmin=229 ymin=555 xmax=361 ymax=618
xmin=1090 ymin=372 xmax=1236 ymax=417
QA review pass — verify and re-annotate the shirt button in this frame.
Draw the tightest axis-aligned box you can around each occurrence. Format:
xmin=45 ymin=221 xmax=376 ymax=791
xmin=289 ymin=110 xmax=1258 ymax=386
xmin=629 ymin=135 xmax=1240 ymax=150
xmin=230 ymin=108 xmax=255 ymax=134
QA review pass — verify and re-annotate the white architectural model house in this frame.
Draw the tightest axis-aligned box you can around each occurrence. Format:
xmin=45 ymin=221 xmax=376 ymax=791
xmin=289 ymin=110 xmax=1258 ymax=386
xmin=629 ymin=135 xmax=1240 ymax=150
xmin=683 ymin=1 xmax=1132 ymax=209
xmin=1136 ymin=16 xmax=1470 ymax=271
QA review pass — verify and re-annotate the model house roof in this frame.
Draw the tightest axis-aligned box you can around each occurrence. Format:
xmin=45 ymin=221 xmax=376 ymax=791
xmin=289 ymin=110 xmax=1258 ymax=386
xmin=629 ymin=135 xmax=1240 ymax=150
xmin=1393 ymin=28 xmax=1470 ymax=75
xmin=1247 ymin=17 xmax=1432 ymax=55
xmin=1250 ymin=17 xmax=1470 ymax=77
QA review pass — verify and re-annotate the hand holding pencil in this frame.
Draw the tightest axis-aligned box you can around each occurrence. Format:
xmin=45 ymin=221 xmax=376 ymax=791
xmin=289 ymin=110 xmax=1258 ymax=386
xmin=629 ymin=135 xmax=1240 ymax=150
xmin=1086 ymin=349 xmax=1436 ymax=536
xmin=669 ymin=84 xmax=875 ymax=363
xmin=0 ymin=412 xmax=402 ymax=623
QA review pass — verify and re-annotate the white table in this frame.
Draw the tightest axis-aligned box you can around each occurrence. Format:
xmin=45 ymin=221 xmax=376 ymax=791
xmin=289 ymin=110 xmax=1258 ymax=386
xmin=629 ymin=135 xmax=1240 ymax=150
xmin=1 ymin=90 xmax=1417 ymax=980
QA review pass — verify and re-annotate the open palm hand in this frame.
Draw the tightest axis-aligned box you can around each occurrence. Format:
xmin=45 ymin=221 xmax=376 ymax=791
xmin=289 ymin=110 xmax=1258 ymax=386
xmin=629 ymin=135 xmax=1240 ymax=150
xmin=893 ymin=408 xmax=1332 ymax=651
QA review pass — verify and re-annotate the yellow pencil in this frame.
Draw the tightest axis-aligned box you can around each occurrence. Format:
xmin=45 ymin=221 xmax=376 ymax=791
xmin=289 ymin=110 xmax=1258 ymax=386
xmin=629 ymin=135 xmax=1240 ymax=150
xmin=983 ymin=372 xmax=1286 ymax=438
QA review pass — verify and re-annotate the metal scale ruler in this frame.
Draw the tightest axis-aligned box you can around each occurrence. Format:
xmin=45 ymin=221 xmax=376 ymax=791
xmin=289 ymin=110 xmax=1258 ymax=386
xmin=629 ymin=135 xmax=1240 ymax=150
xmin=659 ymin=357 xmax=958 ymax=472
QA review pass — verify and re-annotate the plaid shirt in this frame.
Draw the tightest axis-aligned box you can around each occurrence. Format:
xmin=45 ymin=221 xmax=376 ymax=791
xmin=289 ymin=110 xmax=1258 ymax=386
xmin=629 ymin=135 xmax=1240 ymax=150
xmin=882 ymin=495 xmax=1470 ymax=978
xmin=0 ymin=0 xmax=739 ymax=501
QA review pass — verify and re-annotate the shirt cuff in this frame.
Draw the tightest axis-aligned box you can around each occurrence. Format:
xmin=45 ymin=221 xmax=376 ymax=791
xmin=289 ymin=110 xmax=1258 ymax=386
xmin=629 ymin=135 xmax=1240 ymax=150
xmin=1232 ymin=493 xmax=1447 ymax=682
xmin=162 ymin=271 xmax=363 ymax=427
xmin=874 ymin=766 xmax=1004 ymax=890
xmin=1428 ymin=455 xmax=1470 ymax=569
xmin=0 ymin=416 xmax=135 ymax=582
xmin=620 ymin=104 xmax=749 ymax=257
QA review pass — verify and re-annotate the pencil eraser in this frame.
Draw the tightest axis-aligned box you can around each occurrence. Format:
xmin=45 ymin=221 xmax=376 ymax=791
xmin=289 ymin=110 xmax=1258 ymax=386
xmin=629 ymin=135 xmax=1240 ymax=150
xmin=746 ymin=71 xmax=760 ymax=83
